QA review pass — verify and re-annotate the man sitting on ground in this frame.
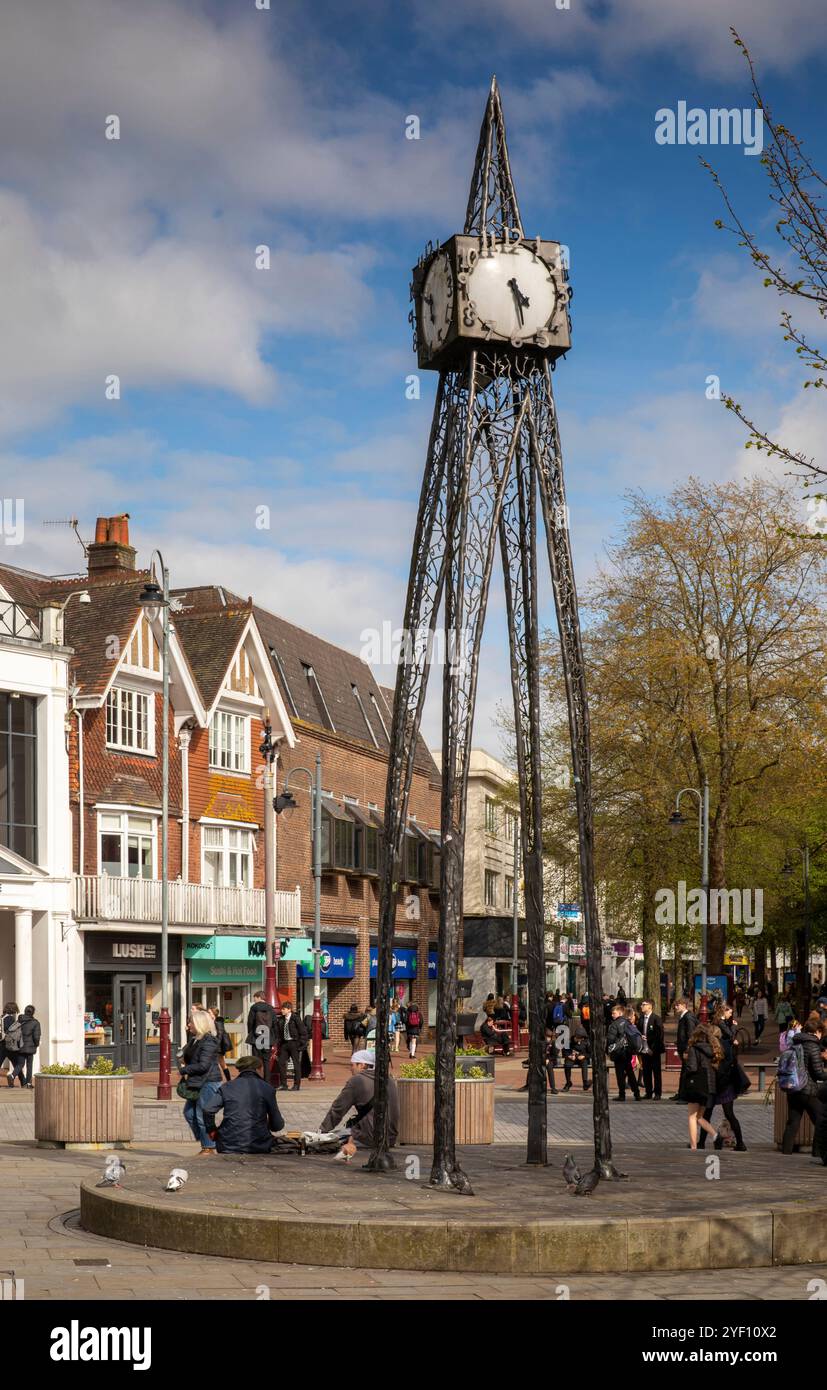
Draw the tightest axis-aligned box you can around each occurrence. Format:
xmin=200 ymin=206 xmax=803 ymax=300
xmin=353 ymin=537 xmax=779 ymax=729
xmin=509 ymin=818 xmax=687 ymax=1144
xmin=319 ymin=1050 xmax=398 ymax=1161
xmin=201 ymin=1055 xmax=285 ymax=1154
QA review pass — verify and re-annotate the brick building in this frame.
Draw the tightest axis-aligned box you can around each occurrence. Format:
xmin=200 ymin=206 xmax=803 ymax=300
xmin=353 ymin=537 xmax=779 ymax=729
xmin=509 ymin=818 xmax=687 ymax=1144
xmin=0 ymin=514 xmax=441 ymax=1068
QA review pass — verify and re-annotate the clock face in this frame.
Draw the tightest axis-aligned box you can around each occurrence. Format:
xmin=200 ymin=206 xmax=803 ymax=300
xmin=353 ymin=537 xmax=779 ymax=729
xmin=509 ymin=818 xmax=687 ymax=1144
xmin=465 ymin=244 xmax=558 ymax=344
xmin=420 ymin=251 xmax=454 ymax=353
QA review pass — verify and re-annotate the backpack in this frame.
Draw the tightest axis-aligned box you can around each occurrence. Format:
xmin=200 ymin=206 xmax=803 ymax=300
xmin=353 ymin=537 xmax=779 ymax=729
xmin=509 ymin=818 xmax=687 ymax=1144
xmin=777 ymin=1042 xmax=808 ymax=1092
xmin=581 ymin=1004 xmax=590 ymax=1021
xmin=552 ymin=1003 xmax=565 ymax=1024
xmin=3 ymin=1018 xmax=23 ymax=1051
xmin=625 ymin=1023 xmax=643 ymax=1056
xmin=407 ymin=1006 xmax=421 ymax=1029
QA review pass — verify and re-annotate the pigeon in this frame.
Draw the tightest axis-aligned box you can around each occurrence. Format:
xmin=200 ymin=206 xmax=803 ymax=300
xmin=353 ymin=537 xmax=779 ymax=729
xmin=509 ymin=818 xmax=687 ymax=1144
xmin=165 ymin=1168 xmax=188 ymax=1192
xmin=562 ymin=1153 xmax=582 ymax=1191
xmin=96 ymin=1155 xmax=126 ymax=1188
xmin=573 ymin=1167 xmax=600 ymax=1197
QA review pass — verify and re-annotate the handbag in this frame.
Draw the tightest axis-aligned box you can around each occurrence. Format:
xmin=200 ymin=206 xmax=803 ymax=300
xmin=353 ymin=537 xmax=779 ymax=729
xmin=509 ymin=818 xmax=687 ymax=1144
xmin=176 ymin=1078 xmax=200 ymax=1102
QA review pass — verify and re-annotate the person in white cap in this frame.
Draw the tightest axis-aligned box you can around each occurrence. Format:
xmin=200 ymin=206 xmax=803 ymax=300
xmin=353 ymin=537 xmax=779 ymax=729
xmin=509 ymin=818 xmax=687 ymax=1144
xmin=319 ymin=1049 xmax=399 ymax=1162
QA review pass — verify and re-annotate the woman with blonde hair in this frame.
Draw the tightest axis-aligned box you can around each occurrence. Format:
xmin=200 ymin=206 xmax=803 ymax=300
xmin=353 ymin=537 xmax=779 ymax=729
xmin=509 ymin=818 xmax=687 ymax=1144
xmin=679 ymin=1023 xmax=722 ymax=1150
xmin=179 ymin=1007 xmax=222 ymax=1155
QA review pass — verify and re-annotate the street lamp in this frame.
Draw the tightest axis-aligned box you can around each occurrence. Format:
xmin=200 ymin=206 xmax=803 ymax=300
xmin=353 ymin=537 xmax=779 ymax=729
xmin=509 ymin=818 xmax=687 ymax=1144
xmin=138 ymin=557 xmax=171 ymax=1100
xmin=510 ymin=814 xmax=521 ymax=1052
xmin=259 ymin=710 xmax=283 ymax=1081
xmin=275 ymin=754 xmax=323 ymax=1080
xmin=669 ymin=778 xmax=710 ymax=1023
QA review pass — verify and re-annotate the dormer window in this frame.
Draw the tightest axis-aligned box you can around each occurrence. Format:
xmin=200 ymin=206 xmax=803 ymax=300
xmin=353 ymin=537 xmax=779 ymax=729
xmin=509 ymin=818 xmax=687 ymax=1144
xmin=302 ymin=663 xmax=335 ymax=731
xmin=209 ymin=711 xmax=249 ymax=773
xmin=106 ymin=687 xmax=153 ymax=754
xmin=351 ymin=684 xmax=379 ymax=749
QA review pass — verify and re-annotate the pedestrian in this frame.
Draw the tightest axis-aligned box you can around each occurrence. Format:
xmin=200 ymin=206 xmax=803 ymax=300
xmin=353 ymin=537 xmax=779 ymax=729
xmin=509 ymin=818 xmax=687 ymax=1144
xmin=680 ymin=1023 xmax=721 ymax=1150
xmin=179 ymin=1007 xmax=223 ymax=1156
xmin=274 ymin=1000 xmax=307 ymax=1092
xmin=775 ymin=995 xmax=794 ymax=1031
xmin=319 ymin=1049 xmax=399 ymax=1162
xmin=698 ymin=1007 xmax=747 ymax=1151
xmin=674 ymin=995 xmax=698 ymax=1103
xmin=544 ymin=1029 xmax=559 ymax=1094
xmin=579 ymin=993 xmax=591 ymax=1036
xmin=606 ymin=1003 xmax=641 ymax=1102
xmin=616 ymin=983 xmax=627 ymax=1006
xmin=483 ymin=993 xmax=497 ymax=1020
xmin=246 ymin=990 xmax=277 ymax=1077
xmin=563 ymin=1026 xmax=591 ymax=1091
xmin=781 ymin=1012 xmax=827 ymax=1157
xmin=493 ymin=995 xmax=510 ymax=1024
xmin=8 ymin=1005 xmax=39 ymax=1089
xmin=389 ymin=1000 xmax=401 ymax=1053
xmin=344 ymin=1003 xmax=366 ymax=1054
xmin=404 ymin=998 xmax=423 ymax=1057
xmin=779 ymin=1012 xmax=802 ymax=1052
xmin=766 ymin=978 xmax=776 ymax=1009
xmin=201 ymin=1055 xmax=285 ymax=1154
xmin=734 ymin=984 xmax=746 ymax=1018
xmin=1 ymin=1001 xmax=20 ymax=1084
xmin=638 ymin=999 xmax=665 ymax=1100
xmin=364 ymin=1005 xmax=377 ymax=1047
xmin=753 ymin=989 xmax=768 ymax=1045
xmin=209 ymin=1008 xmax=234 ymax=1082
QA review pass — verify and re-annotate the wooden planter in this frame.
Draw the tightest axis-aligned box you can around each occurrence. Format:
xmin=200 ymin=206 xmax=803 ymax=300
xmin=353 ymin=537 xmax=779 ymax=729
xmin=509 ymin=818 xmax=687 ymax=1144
xmin=773 ymin=1083 xmax=814 ymax=1150
xmin=35 ymin=1074 xmax=134 ymax=1149
xmin=398 ymin=1078 xmax=494 ymax=1145
xmin=456 ymin=1053 xmax=495 ymax=1079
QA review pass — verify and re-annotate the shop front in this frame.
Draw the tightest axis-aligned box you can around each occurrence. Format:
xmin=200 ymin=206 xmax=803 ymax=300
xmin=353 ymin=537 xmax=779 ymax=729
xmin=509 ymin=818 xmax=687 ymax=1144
xmin=84 ymin=931 xmax=182 ymax=1072
xmin=296 ymin=940 xmax=357 ymax=1029
xmin=369 ymin=944 xmax=418 ymax=1008
xmin=185 ymin=934 xmax=313 ymax=1058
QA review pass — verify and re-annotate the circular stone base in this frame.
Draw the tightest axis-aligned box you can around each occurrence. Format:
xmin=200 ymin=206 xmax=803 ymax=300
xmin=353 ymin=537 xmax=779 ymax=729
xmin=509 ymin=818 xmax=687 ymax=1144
xmin=80 ymin=1144 xmax=827 ymax=1274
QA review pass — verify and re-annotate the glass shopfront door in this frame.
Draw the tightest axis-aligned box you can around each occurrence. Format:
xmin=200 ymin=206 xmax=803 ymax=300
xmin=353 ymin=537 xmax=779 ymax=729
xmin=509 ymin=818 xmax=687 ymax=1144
xmin=116 ymin=976 xmax=145 ymax=1072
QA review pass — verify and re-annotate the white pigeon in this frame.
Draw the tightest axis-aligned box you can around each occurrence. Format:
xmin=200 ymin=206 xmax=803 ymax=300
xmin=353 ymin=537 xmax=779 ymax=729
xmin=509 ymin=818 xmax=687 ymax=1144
xmin=165 ymin=1168 xmax=188 ymax=1192
xmin=97 ymin=1155 xmax=126 ymax=1187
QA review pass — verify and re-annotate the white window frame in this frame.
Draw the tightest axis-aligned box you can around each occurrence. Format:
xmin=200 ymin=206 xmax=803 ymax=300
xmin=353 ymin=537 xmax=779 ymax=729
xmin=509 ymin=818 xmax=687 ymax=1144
xmin=105 ymin=686 xmax=155 ymax=755
xmin=208 ymin=710 xmax=250 ymax=774
xmin=201 ymin=822 xmax=255 ymax=887
xmin=98 ymin=809 xmax=157 ymax=878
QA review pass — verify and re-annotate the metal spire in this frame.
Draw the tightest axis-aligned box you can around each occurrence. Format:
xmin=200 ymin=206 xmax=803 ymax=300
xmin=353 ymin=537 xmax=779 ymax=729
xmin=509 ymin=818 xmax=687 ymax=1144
xmin=464 ymin=76 xmax=524 ymax=238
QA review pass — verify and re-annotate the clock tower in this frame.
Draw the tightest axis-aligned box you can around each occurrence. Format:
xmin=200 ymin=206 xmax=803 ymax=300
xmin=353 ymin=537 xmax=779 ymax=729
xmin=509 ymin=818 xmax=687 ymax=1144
xmin=370 ymin=79 xmax=616 ymax=1194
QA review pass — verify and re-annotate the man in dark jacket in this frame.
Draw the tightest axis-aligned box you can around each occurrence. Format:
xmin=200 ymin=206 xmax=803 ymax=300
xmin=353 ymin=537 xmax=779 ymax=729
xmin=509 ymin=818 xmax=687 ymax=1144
xmin=638 ymin=1000 xmax=665 ymax=1100
xmin=9 ymin=1006 xmax=40 ymax=1089
xmin=320 ymin=1050 xmax=398 ymax=1156
xmin=782 ymin=1019 xmax=827 ymax=1157
xmin=674 ymin=997 xmax=699 ymax=1106
xmin=246 ymin=992 xmax=277 ymax=1076
xmin=202 ymin=1056 xmax=284 ymax=1153
xmin=606 ymin=1004 xmax=640 ymax=1101
xmin=274 ymin=1000 xmax=308 ymax=1092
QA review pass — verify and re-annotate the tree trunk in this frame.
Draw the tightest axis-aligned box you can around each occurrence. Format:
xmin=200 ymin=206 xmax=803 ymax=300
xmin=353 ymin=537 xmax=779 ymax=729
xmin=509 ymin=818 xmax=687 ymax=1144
xmin=707 ymin=810 xmax=727 ymax=973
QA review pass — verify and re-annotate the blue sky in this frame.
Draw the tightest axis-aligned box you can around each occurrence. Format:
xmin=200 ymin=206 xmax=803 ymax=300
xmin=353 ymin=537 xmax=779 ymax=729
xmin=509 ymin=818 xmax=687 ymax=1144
xmin=2 ymin=0 xmax=826 ymax=751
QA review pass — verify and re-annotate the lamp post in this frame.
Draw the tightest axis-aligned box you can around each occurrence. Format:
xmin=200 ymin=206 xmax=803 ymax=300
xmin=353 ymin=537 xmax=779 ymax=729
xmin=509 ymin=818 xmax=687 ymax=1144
xmin=259 ymin=709 xmax=281 ymax=1080
xmin=669 ymin=778 xmax=709 ymax=1023
xmin=510 ymin=815 xmax=521 ymax=1052
xmin=275 ymin=752 xmax=323 ymax=1079
xmin=138 ymin=556 xmax=171 ymax=1100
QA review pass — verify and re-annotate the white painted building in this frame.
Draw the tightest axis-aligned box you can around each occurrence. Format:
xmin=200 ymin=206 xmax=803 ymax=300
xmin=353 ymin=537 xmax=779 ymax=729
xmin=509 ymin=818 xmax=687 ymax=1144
xmin=0 ymin=590 xmax=82 ymax=1065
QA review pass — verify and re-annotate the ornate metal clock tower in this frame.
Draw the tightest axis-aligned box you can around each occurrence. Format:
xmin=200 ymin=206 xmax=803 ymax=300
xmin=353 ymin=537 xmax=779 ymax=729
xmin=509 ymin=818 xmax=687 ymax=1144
xmin=369 ymin=79 xmax=618 ymax=1194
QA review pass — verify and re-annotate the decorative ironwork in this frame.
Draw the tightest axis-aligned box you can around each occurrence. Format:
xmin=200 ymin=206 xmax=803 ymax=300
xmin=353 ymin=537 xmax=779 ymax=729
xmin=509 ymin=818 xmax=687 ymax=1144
xmin=369 ymin=80 xmax=618 ymax=1192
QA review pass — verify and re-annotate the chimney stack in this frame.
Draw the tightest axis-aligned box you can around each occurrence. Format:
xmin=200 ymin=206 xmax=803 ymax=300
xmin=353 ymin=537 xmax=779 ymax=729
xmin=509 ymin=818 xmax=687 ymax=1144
xmin=87 ymin=514 xmax=136 ymax=582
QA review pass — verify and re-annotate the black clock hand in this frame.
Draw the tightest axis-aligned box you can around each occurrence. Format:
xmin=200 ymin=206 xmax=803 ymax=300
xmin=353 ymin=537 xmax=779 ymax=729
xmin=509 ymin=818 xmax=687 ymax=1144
xmin=425 ymin=293 xmax=435 ymax=323
xmin=508 ymin=277 xmax=530 ymax=327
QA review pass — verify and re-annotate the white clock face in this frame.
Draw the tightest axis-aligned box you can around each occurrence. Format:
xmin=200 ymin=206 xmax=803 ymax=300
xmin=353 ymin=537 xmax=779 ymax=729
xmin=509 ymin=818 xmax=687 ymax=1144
xmin=465 ymin=244 xmax=558 ymax=343
xmin=421 ymin=251 xmax=454 ymax=353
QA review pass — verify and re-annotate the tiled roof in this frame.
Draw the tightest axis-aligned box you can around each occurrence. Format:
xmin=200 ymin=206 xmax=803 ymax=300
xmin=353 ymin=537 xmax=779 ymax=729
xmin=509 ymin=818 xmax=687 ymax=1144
xmin=169 ymin=588 xmax=252 ymax=712
xmin=94 ymin=773 xmax=179 ymax=815
xmin=62 ymin=580 xmax=148 ymax=699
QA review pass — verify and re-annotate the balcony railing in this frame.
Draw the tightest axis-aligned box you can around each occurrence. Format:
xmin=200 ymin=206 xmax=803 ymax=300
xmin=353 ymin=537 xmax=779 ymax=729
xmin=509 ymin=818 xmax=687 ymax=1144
xmin=0 ymin=598 xmax=41 ymax=642
xmin=73 ymin=874 xmax=300 ymax=929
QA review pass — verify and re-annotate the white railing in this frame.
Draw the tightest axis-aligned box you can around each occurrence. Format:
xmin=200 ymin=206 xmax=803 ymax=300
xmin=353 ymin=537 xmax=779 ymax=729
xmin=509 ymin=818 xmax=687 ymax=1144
xmin=73 ymin=875 xmax=300 ymax=929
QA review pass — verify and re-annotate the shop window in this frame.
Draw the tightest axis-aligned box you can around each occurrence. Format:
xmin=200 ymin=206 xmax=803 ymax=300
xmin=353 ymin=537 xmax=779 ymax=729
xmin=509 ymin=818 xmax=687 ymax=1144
xmin=0 ymin=691 xmax=37 ymax=862
xmin=209 ymin=710 xmax=249 ymax=773
xmin=99 ymin=812 xmax=155 ymax=878
xmin=203 ymin=824 xmax=253 ymax=886
xmin=105 ymin=687 xmax=153 ymax=754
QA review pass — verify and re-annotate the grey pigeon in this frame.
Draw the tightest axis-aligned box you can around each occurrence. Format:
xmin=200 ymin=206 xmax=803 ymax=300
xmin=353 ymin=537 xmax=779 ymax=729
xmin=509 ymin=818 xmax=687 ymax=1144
xmin=97 ymin=1155 xmax=126 ymax=1188
xmin=573 ymin=1167 xmax=600 ymax=1197
xmin=562 ymin=1153 xmax=581 ymax=1189
xmin=165 ymin=1168 xmax=188 ymax=1192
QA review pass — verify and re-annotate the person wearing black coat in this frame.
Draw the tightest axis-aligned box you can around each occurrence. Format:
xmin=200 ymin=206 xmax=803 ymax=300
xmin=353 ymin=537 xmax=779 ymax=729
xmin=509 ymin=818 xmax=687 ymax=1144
xmin=782 ymin=1016 xmax=827 ymax=1157
xmin=9 ymin=1006 xmax=40 ymax=1089
xmin=698 ymin=1010 xmax=747 ymax=1151
xmin=201 ymin=1056 xmax=285 ymax=1153
xmin=638 ymin=1001 xmax=665 ymax=1100
xmin=480 ymin=1017 xmax=510 ymax=1055
xmin=563 ymin=1027 xmax=591 ymax=1091
xmin=246 ymin=993 xmax=277 ymax=1071
xmin=274 ymin=1001 xmax=308 ymax=1092
xmin=180 ymin=1014 xmax=223 ymax=1154
xmin=606 ymin=1006 xmax=640 ymax=1101
xmin=679 ymin=1025 xmax=721 ymax=1149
